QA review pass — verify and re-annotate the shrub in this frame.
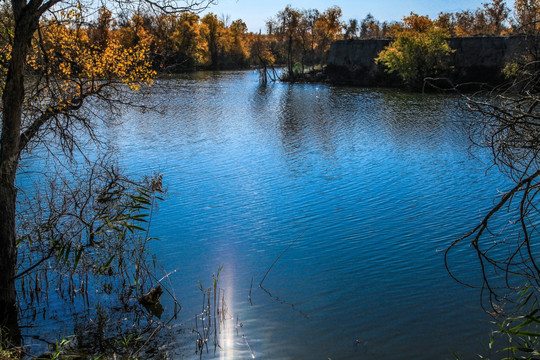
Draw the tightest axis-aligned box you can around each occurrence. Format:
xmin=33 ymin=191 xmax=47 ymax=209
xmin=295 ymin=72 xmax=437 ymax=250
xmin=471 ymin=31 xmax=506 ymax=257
xmin=376 ymin=28 xmax=454 ymax=89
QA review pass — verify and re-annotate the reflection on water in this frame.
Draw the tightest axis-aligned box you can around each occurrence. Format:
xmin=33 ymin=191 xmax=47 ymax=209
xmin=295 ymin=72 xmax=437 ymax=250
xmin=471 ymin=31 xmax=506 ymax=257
xmin=46 ymin=71 xmax=512 ymax=359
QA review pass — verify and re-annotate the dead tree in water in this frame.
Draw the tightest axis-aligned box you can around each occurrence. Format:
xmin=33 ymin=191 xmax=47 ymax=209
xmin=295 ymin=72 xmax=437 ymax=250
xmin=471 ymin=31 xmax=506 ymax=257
xmin=252 ymin=31 xmax=278 ymax=84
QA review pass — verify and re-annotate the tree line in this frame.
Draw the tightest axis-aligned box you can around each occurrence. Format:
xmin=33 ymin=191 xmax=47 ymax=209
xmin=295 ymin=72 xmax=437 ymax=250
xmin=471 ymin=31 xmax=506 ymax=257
xmin=262 ymin=0 xmax=540 ymax=81
xmin=344 ymin=0 xmax=540 ymax=39
xmin=0 ymin=4 xmax=349 ymax=73
xmin=2 ymin=0 xmax=538 ymax=78
xmin=367 ymin=0 xmax=540 ymax=89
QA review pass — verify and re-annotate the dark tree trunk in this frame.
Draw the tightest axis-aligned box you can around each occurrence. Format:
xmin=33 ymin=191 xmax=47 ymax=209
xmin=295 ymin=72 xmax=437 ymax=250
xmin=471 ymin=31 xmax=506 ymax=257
xmin=287 ymin=35 xmax=294 ymax=79
xmin=0 ymin=174 xmax=19 ymax=344
xmin=0 ymin=2 xmax=40 ymax=345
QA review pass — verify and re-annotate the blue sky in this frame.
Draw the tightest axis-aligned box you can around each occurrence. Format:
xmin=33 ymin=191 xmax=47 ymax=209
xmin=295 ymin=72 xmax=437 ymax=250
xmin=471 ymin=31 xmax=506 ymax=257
xmin=202 ymin=0 xmax=516 ymax=32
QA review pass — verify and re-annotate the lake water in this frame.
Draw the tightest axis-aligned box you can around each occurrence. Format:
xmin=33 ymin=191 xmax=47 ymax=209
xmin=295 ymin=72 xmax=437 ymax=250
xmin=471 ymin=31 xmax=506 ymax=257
xmin=26 ymin=70 xmax=515 ymax=359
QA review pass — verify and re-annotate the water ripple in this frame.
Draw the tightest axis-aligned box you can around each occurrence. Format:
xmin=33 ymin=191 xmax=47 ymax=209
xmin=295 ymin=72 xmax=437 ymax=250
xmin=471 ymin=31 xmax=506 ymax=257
xmin=105 ymin=71 xmax=512 ymax=360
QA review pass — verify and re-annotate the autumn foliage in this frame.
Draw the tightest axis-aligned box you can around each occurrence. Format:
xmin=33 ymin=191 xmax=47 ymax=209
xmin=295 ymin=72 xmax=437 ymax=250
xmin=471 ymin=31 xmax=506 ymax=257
xmin=376 ymin=13 xmax=454 ymax=89
xmin=33 ymin=12 xmax=155 ymax=92
xmin=1 ymin=0 xmax=536 ymax=83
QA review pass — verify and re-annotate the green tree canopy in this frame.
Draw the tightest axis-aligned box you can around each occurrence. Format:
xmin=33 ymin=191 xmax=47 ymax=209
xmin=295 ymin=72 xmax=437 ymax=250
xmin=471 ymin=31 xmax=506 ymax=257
xmin=376 ymin=19 xmax=454 ymax=90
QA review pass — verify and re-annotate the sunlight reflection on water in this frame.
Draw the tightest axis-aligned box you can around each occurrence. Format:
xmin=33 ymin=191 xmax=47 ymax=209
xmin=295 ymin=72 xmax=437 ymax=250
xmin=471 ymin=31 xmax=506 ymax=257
xmin=21 ymin=70 xmax=516 ymax=359
xmin=109 ymin=71 xmax=512 ymax=359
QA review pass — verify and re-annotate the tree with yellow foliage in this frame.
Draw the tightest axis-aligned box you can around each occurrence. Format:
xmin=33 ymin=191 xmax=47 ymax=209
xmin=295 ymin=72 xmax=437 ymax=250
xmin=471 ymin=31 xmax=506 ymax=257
xmin=484 ymin=0 xmax=510 ymax=35
xmin=201 ymin=13 xmax=224 ymax=68
xmin=229 ymin=19 xmax=250 ymax=67
xmin=0 ymin=0 xmax=214 ymax=348
xmin=272 ymin=5 xmax=302 ymax=79
xmin=376 ymin=13 xmax=454 ymax=90
xmin=172 ymin=12 xmax=207 ymax=69
xmin=267 ymin=5 xmax=344 ymax=80
xmin=314 ymin=6 xmax=343 ymax=64
xmin=402 ymin=12 xmax=432 ymax=32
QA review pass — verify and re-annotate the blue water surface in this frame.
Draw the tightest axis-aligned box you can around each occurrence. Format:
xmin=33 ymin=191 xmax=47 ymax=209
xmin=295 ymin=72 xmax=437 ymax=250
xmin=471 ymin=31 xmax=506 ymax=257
xmin=31 ymin=70 xmax=517 ymax=359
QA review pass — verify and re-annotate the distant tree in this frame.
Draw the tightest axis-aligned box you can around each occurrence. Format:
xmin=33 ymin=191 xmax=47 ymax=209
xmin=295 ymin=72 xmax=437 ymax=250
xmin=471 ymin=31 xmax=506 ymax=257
xmin=201 ymin=13 xmax=224 ymax=68
xmin=150 ymin=14 xmax=176 ymax=69
xmin=266 ymin=17 xmax=277 ymax=35
xmin=302 ymin=9 xmax=320 ymax=67
xmin=455 ymin=10 xmax=476 ymax=36
xmin=229 ymin=19 xmax=249 ymax=66
xmin=314 ymin=6 xmax=344 ymax=63
xmin=89 ymin=6 xmax=115 ymax=50
xmin=484 ymin=0 xmax=510 ymax=35
xmin=382 ymin=21 xmax=404 ymax=38
xmin=172 ymin=13 xmax=206 ymax=70
xmin=251 ymin=31 xmax=276 ymax=83
xmin=116 ymin=13 xmax=153 ymax=50
xmin=514 ymin=0 xmax=540 ymax=33
xmin=473 ymin=8 xmax=491 ymax=34
xmin=344 ymin=18 xmax=359 ymax=40
xmin=360 ymin=13 xmax=381 ymax=39
xmin=297 ymin=12 xmax=314 ymax=71
xmin=272 ymin=5 xmax=302 ymax=78
xmin=436 ymin=12 xmax=457 ymax=36
xmin=402 ymin=12 xmax=433 ymax=32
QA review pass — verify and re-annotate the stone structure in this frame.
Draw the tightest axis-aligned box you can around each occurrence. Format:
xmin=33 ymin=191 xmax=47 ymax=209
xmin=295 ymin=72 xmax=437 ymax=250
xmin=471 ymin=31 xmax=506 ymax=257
xmin=326 ymin=36 xmax=540 ymax=86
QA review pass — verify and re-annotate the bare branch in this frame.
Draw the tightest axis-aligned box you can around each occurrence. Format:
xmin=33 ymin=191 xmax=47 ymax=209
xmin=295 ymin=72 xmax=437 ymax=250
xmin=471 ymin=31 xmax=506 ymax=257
xmin=445 ymin=60 xmax=540 ymax=311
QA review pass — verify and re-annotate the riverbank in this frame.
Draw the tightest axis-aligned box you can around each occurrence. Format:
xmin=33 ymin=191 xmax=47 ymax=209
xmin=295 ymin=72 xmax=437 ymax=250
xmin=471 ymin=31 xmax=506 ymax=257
xmin=324 ymin=35 xmax=539 ymax=88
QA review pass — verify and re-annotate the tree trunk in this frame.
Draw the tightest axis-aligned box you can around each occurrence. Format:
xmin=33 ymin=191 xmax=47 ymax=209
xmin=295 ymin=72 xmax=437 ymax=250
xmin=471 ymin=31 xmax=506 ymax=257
xmin=0 ymin=4 xmax=40 ymax=345
xmin=287 ymin=35 xmax=294 ymax=79
xmin=0 ymin=174 xmax=19 ymax=345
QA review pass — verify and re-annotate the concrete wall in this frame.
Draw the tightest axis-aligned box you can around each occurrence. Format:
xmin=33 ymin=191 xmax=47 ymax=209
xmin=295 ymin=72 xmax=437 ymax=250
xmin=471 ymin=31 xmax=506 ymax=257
xmin=326 ymin=36 xmax=540 ymax=86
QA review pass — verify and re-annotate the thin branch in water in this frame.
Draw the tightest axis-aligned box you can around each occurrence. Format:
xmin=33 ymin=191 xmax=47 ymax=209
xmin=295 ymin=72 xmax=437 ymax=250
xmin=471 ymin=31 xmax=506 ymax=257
xmin=259 ymin=226 xmax=309 ymax=287
xmin=248 ymin=276 xmax=253 ymax=306
xmin=242 ymin=334 xmax=255 ymax=359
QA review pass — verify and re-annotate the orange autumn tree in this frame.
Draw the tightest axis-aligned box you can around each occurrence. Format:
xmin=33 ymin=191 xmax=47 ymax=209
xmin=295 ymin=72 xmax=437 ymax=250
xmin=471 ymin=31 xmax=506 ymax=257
xmin=29 ymin=10 xmax=155 ymax=102
xmin=514 ymin=0 xmax=540 ymax=33
xmin=171 ymin=12 xmax=207 ymax=70
xmin=314 ymin=6 xmax=344 ymax=63
xmin=0 ymin=0 xmax=213 ymax=348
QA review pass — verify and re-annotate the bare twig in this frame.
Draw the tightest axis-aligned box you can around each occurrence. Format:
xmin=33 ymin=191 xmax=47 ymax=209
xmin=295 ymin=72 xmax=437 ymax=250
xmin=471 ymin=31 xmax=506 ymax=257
xmin=259 ymin=227 xmax=309 ymax=287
